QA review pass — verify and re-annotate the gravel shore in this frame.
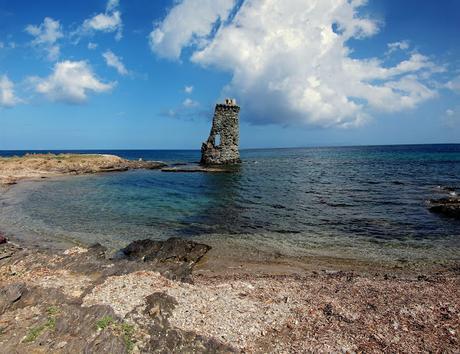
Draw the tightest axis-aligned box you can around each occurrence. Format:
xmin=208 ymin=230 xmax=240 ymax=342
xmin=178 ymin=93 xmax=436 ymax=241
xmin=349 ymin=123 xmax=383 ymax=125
xmin=0 ymin=239 xmax=458 ymax=353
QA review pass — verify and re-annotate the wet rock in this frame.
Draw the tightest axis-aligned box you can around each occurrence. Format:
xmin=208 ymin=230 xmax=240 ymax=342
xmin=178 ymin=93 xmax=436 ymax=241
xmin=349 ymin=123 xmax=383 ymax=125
xmin=0 ymin=233 xmax=7 ymax=244
xmin=122 ymin=237 xmax=211 ymax=264
xmin=428 ymin=197 xmax=460 ymax=219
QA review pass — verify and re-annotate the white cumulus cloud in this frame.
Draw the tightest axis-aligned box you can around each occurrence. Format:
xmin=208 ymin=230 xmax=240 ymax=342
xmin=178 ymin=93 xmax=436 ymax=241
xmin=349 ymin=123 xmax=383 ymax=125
xmin=151 ymin=0 xmax=442 ymax=128
xmin=149 ymin=0 xmax=236 ymax=59
xmin=25 ymin=17 xmax=63 ymax=61
xmin=184 ymin=85 xmax=194 ymax=94
xmin=103 ymin=50 xmax=128 ymax=75
xmin=32 ymin=60 xmax=115 ymax=104
xmin=0 ymin=75 xmax=21 ymax=107
xmin=82 ymin=0 xmax=123 ymax=41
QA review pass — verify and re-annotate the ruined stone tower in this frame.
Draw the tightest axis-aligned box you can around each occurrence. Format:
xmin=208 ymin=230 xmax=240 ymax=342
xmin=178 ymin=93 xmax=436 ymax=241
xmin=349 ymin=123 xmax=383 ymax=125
xmin=200 ymin=98 xmax=241 ymax=165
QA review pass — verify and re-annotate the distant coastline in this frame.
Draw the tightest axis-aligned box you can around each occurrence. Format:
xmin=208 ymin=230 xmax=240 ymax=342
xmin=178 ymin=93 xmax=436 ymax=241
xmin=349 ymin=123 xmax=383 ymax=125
xmin=1 ymin=142 xmax=460 ymax=154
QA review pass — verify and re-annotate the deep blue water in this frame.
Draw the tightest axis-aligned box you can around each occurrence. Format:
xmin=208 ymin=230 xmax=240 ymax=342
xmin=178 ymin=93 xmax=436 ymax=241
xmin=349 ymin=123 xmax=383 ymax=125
xmin=1 ymin=145 xmax=459 ymax=263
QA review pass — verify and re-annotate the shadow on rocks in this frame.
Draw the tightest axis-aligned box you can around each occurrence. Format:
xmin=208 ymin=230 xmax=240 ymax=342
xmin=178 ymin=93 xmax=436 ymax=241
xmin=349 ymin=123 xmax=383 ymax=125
xmin=140 ymin=292 xmax=237 ymax=353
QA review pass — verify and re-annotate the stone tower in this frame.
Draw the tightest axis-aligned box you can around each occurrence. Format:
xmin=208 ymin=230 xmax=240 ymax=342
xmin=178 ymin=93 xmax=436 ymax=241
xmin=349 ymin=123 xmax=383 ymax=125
xmin=200 ymin=98 xmax=241 ymax=165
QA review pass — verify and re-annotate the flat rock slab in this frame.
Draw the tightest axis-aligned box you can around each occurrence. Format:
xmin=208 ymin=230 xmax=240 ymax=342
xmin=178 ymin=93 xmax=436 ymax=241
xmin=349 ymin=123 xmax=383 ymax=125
xmin=161 ymin=164 xmax=237 ymax=173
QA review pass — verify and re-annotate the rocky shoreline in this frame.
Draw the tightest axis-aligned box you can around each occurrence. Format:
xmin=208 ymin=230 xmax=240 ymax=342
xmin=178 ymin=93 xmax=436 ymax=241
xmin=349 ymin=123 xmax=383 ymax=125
xmin=0 ymin=153 xmax=166 ymax=186
xmin=0 ymin=236 xmax=459 ymax=353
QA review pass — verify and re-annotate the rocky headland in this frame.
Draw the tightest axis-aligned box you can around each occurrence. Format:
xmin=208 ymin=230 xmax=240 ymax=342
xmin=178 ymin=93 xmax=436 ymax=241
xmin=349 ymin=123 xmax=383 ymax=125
xmin=0 ymin=153 xmax=166 ymax=186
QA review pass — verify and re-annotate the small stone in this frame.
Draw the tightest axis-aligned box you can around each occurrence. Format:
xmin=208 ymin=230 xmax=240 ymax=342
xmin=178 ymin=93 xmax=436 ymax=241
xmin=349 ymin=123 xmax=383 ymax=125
xmin=0 ymin=234 xmax=7 ymax=244
xmin=56 ymin=341 xmax=68 ymax=349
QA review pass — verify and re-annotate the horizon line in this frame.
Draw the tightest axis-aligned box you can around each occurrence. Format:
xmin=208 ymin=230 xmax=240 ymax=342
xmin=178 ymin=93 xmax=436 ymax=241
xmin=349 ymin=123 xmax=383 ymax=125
xmin=0 ymin=142 xmax=459 ymax=152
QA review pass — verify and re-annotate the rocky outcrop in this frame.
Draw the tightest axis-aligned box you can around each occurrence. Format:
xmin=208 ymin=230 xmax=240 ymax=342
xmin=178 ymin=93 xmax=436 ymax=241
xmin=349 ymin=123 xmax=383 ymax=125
xmin=428 ymin=197 xmax=460 ymax=219
xmin=0 ymin=154 xmax=166 ymax=185
xmin=122 ymin=238 xmax=211 ymax=264
xmin=201 ymin=99 xmax=241 ymax=165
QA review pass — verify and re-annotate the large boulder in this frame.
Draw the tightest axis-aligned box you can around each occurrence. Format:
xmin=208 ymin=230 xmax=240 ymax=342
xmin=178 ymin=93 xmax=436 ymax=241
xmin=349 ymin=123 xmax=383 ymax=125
xmin=122 ymin=237 xmax=211 ymax=264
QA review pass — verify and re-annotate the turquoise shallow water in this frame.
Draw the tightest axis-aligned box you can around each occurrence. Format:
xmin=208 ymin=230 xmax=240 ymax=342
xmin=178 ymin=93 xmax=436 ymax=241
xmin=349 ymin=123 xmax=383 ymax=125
xmin=0 ymin=145 xmax=459 ymax=264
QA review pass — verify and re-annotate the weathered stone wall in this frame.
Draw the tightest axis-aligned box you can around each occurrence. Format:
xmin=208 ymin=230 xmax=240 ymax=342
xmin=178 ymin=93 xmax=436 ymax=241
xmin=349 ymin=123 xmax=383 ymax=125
xmin=200 ymin=100 xmax=241 ymax=165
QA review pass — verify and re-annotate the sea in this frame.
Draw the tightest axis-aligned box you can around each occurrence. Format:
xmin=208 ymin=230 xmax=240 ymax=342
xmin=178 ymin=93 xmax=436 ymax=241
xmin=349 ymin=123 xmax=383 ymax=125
xmin=1 ymin=144 xmax=459 ymax=266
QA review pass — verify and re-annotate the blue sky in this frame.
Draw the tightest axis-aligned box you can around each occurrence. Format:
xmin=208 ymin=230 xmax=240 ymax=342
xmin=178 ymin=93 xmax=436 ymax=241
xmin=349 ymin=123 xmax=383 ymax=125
xmin=0 ymin=0 xmax=459 ymax=149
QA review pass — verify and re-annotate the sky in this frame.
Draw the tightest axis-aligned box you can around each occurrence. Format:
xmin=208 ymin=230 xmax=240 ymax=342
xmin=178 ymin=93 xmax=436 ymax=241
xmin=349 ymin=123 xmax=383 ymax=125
xmin=0 ymin=0 xmax=459 ymax=150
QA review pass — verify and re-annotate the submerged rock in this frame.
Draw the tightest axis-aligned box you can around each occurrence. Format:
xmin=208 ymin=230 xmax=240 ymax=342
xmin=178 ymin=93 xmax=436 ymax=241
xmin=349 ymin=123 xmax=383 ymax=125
xmin=428 ymin=197 xmax=460 ymax=219
xmin=122 ymin=237 xmax=211 ymax=264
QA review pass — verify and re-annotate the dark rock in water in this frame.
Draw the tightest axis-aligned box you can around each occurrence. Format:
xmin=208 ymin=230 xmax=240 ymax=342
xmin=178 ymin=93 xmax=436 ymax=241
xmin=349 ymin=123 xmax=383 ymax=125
xmin=437 ymin=186 xmax=456 ymax=192
xmin=170 ymin=162 xmax=188 ymax=167
xmin=0 ymin=233 xmax=7 ymax=244
xmin=428 ymin=198 xmax=460 ymax=219
xmin=122 ymin=237 xmax=211 ymax=264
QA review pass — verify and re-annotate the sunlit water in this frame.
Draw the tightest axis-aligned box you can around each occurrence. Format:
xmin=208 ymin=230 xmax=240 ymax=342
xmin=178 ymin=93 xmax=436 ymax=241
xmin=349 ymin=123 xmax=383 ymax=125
xmin=1 ymin=145 xmax=459 ymax=264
